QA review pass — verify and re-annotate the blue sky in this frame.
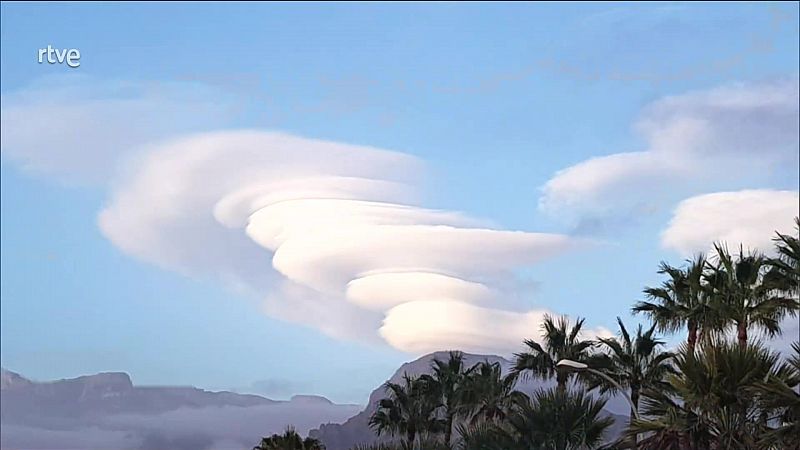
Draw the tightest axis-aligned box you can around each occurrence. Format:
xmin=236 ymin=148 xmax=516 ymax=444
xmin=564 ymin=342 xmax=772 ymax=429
xmin=1 ymin=2 xmax=798 ymax=404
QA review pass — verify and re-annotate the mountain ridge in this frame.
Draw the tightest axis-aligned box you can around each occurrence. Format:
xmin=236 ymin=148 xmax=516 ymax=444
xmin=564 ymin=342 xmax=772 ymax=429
xmin=0 ymin=367 xmax=360 ymax=450
xmin=310 ymin=351 xmax=629 ymax=450
xmin=2 ymin=352 xmax=630 ymax=450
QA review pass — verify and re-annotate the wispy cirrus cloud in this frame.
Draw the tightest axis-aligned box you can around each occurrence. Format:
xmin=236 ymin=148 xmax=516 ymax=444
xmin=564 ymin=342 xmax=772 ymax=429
xmin=0 ymin=76 xmax=243 ymax=185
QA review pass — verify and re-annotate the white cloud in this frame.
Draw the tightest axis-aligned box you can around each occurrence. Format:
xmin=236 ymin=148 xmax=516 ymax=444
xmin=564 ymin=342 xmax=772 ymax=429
xmin=346 ymin=272 xmax=493 ymax=311
xmin=98 ymin=131 xmax=418 ymax=282
xmin=661 ymin=190 xmax=799 ymax=256
xmin=5 ymin=76 xmax=596 ymax=353
xmin=380 ymin=300 xmax=612 ymax=355
xmin=540 ymin=79 xmax=799 ymax=224
xmin=95 ymin=129 xmax=585 ymax=352
xmin=4 ymin=75 xmax=796 ymax=356
xmin=96 ymin=131 xmax=420 ymax=341
xmin=0 ymin=76 xmax=241 ymax=184
xmin=260 ymin=280 xmax=385 ymax=343
xmin=4 ymin=75 xmax=692 ymax=355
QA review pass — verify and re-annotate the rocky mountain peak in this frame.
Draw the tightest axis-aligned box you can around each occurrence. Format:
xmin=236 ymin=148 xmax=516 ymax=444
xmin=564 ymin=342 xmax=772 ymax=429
xmin=1 ymin=368 xmax=32 ymax=390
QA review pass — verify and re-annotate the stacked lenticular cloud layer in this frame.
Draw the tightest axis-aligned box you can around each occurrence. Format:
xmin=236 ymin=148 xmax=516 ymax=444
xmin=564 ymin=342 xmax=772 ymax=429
xmin=99 ymin=131 xmax=604 ymax=354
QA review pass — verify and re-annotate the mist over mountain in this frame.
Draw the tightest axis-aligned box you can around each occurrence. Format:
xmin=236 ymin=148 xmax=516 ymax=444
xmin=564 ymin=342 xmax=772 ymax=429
xmin=0 ymin=368 xmax=359 ymax=450
xmin=2 ymin=352 xmax=630 ymax=450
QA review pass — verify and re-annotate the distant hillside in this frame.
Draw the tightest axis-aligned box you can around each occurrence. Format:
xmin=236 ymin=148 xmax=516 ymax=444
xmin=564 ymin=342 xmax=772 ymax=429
xmin=1 ymin=368 xmax=275 ymax=424
xmin=310 ymin=352 xmax=629 ymax=450
xmin=0 ymin=368 xmax=359 ymax=450
xmin=2 ymin=353 xmax=632 ymax=450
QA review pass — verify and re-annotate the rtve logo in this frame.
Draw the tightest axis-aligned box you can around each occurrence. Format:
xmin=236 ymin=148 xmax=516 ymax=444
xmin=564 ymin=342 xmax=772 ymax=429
xmin=38 ymin=45 xmax=81 ymax=68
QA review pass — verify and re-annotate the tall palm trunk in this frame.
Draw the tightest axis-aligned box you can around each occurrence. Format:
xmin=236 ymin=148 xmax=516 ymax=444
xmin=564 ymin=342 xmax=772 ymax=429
xmin=556 ymin=370 xmax=567 ymax=393
xmin=444 ymin=413 xmax=453 ymax=447
xmin=737 ymin=321 xmax=748 ymax=347
xmin=630 ymin=386 xmax=640 ymax=450
xmin=687 ymin=320 xmax=698 ymax=353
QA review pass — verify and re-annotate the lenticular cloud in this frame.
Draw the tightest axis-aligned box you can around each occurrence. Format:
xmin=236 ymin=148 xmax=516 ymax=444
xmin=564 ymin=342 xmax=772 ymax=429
xmin=99 ymin=131 xmax=592 ymax=354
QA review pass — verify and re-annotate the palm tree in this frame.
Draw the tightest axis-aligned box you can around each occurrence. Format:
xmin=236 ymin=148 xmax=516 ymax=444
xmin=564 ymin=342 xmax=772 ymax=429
xmin=764 ymin=217 xmax=800 ymax=295
xmin=253 ymin=427 xmax=325 ymax=450
xmin=419 ymin=351 xmax=473 ymax=447
xmin=512 ymin=314 xmax=595 ymax=392
xmin=628 ymin=340 xmax=794 ymax=450
xmin=755 ymin=342 xmax=800 ymax=448
xmin=459 ymin=388 xmax=614 ymax=450
xmin=349 ymin=439 xmax=448 ymax=450
xmin=706 ymin=244 xmax=798 ymax=347
xmin=460 ymin=361 xmax=527 ymax=425
xmin=591 ymin=317 xmax=676 ymax=437
xmin=369 ymin=374 xmax=443 ymax=447
xmin=517 ymin=388 xmax=614 ymax=450
xmin=633 ymin=255 xmax=715 ymax=353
